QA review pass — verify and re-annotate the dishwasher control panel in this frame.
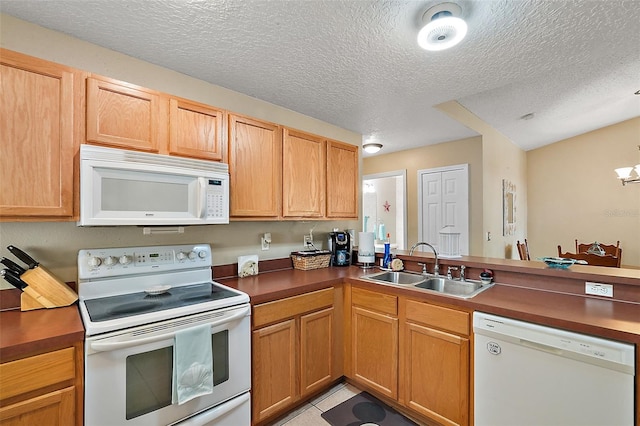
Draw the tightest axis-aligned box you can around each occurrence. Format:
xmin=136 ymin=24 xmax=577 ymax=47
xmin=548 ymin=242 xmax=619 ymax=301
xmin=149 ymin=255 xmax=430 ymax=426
xmin=473 ymin=312 xmax=635 ymax=371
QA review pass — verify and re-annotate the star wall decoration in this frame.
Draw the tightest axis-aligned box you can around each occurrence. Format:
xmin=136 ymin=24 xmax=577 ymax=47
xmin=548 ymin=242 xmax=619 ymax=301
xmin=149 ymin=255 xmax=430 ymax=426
xmin=383 ymin=201 xmax=390 ymax=212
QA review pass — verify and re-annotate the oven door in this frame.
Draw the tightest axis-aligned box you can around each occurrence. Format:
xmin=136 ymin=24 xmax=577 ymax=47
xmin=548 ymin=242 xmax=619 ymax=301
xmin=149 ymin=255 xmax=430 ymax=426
xmin=85 ymin=304 xmax=250 ymax=426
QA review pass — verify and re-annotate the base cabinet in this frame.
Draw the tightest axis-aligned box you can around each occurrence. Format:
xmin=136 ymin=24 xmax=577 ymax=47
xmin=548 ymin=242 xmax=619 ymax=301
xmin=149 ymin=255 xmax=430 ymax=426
xmin=252 ymin=319 xmax=297 ymax=420
xmin=0 ymin=387 xmax=75 ymax=426
xmin=251 ymin=287 xmax=341 ymax=425
xmin=401 ymin=299 xmax=471 ymax=426
xmin=349 ymin=287 xmax=398 ymax=399
xmin=0 ymin=344 xmax=83 ymax=426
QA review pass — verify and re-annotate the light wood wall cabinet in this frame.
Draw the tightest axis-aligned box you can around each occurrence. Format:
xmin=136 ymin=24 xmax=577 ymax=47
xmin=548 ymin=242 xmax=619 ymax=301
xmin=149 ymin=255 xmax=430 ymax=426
xmin=349 ymin=286 xmax=399 ymax=399
xmin=252 ymin=287 xmax=342 ymax=424
xmin=0 ymin=49 xmax=82 ymax=220
xmin=86 ymin=76 xmax=163 ymax=152
xmin=401 ymin=299 xmax=471 ymax=426
xmin=326 ymin=140 xmax=359 ymax=218
xmin=0 ymin=343 xmax=83 ymax=426
xmin=169 ymin=98 xmax=225 ymax=161
xmin=228 ymin=114 xmax=282 ymax=217
xmin=282 ymin=129 xmax=326 ymax=218
xmin=229 ymin=115 xmax=359 ymax=220
xmin=86 ymin=75 xmax=226 ymax=161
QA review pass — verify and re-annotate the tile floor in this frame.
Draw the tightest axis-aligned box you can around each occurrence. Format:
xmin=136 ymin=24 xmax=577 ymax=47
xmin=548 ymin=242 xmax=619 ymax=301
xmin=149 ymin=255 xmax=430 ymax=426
xmin=267 ymin=382 xmax=361 ymax=426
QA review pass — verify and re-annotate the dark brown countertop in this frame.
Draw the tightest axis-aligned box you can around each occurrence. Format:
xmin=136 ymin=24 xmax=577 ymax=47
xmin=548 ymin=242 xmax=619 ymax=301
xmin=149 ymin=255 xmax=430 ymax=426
xmin=0 ymin=305 xmax=85 ymax=363
xmin=219 ymin=264 xmax=640 ymax=344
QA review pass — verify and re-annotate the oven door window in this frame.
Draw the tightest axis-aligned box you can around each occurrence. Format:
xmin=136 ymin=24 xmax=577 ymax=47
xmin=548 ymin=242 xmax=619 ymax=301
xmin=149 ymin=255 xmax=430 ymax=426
xmin=125 ymin=331 xmax=229 ymax=420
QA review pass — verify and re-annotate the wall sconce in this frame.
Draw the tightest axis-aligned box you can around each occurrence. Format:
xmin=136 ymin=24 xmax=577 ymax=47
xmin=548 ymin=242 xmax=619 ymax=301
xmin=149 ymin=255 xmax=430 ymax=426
xmin=614 ymin=146 xmax=640 ymax=185
xmin=363 ymin=143 xmax=383 ymax=154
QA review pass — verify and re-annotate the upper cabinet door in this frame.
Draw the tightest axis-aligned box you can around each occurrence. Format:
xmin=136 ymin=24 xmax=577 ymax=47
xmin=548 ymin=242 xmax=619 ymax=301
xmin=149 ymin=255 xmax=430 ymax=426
xmin=228 ymin=114 xmax=282 ymax=217
xmin=169 ymin=98 xmax=225 ymax=162
xmin=326 ymin=140 xmax=359 ymax=218
xmin=0 ymin=49 xmax=76 ymax=218
xmin=282 ymin=129 xmax=325 ymax=218
xmin=86 ymin=77 xmax=162 ymax=152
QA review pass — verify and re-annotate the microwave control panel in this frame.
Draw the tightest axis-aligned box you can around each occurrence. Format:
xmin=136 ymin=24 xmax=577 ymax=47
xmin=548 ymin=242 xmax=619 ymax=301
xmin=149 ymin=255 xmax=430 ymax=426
xmin=205 ymin=179 xmax=227 ymax=219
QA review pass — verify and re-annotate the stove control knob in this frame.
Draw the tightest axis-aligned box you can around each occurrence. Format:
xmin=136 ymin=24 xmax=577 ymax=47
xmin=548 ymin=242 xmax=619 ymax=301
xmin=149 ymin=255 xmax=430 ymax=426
xmin=176 ymin=251 xmax=188 ymax=261
xmin=198 ymin=251 xmax=207 ymax=259
xmin=188 ymin=251 xmax=197 ymax=260
xmin=88 ymin=256 xmax=102 ymax=268
xmin=103 ymin=256 xmax=118 ymax=266
xmin=119 ymin=255 xmax=132 ymax=265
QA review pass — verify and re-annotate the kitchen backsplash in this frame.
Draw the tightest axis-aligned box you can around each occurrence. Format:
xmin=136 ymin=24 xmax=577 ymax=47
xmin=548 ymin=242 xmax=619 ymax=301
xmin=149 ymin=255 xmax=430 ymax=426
xmin=0 ymin=220 xmax=358 ymax=286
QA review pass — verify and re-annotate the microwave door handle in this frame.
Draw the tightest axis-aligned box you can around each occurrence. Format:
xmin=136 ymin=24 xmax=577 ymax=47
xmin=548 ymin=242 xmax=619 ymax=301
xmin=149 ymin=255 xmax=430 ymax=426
xmin=175 ymin=391 xmax=250 ymax=426
xmin=90 ymin=306 xmax=249 ymax=352
xmin=198 ymin=177 xmax=207 ymax=218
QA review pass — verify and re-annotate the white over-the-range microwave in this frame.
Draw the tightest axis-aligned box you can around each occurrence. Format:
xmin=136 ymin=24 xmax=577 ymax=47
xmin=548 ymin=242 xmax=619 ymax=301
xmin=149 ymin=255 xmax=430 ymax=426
xmin=79 ymin=145 xmax=229 ymax=226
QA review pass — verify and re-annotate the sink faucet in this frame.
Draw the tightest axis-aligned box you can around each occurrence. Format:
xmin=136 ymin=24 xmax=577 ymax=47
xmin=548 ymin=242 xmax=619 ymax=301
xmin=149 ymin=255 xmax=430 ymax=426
xmin=409 ymin=242 xmax=439 ymax=276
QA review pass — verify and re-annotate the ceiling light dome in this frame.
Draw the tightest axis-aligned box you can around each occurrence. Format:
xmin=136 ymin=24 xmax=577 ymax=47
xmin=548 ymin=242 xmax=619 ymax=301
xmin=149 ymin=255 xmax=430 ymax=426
xmin=418 ymin=3 xmax=467 ymax=51
xmin=363 ymin=143 xmax=382 ymax=154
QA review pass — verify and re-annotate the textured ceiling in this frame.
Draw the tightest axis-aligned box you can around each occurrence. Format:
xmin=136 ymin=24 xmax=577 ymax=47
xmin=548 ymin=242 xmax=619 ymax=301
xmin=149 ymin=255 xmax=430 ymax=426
xmin=2 ymin=0 xmax=639 ymax=155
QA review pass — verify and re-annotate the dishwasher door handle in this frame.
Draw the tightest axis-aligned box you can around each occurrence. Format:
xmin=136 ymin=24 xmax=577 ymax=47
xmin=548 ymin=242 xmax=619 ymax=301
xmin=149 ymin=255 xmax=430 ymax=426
xmin=519 ymin=338 xmax=563 ymax=356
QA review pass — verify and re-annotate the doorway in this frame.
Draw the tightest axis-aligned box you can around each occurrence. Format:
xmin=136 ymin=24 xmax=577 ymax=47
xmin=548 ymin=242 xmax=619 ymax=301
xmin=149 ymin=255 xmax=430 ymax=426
xmin=362 ymin=170 xmax=407 ymax=250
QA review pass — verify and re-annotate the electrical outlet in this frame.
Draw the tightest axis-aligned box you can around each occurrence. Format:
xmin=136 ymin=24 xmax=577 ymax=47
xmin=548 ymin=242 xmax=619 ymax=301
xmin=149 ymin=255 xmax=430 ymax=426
xmin=585 ymin=282 xmax=613 ymax=297
xmin=261 ymin=233 xmax=271 ymax=251
xmin=303 ymin=234 xmax=313 ymax=248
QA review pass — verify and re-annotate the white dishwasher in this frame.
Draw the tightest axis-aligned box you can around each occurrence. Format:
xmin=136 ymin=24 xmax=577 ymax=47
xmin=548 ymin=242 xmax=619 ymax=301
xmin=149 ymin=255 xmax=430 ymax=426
xmin=473 ymin=312 xmax=635 ymax=426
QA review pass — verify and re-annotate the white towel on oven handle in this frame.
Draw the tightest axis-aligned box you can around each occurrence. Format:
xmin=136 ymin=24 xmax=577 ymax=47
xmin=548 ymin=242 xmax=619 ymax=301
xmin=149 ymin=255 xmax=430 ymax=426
xmin=172 ymin=324 xmax=214 ymax=405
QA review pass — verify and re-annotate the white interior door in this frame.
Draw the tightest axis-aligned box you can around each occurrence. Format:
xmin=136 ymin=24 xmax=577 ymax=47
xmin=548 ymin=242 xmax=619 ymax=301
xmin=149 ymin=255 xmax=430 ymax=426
xmin=417 ymin=164 xmax=469 ymax=255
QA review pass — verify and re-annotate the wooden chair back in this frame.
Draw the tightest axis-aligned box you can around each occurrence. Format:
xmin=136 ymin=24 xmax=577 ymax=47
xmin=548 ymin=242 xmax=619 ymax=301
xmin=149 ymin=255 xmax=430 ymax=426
xmin=516 ymin=239 xmax=530 ymax=260
xmin=557 ymin=249 xmax=620 ymax=267
xmin=575 ymin=240 xmax=621 ymax=257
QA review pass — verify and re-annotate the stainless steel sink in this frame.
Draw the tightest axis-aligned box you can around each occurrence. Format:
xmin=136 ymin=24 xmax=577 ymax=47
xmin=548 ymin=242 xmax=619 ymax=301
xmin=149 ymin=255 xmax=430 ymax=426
xmin=415 ymin=277 xmax=493 ymax=299
xmin=361 ymin=271 xmax=427 ymax=286
xmin=360 ymin=271 xmax=494 ymax=299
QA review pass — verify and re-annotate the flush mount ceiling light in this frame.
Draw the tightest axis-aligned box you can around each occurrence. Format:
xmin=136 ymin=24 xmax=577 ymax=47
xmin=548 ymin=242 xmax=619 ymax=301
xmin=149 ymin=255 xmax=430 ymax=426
xmin=363 ymin=143 xmax=383 ymax=154
xmin=417 ymin=2 xmax=467 ymax=51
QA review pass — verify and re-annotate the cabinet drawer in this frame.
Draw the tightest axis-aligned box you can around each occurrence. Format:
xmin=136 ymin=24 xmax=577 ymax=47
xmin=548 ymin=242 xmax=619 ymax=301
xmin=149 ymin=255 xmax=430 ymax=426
xmin=352 ymin=287 xmax=397 ymax=316
xmin=405 ymin=299 xmax=470 ymax=336
xmin=254 ymin=287 xmax=334 ymax=327
xmin=0 ymin=348 xmax=75 ymax=401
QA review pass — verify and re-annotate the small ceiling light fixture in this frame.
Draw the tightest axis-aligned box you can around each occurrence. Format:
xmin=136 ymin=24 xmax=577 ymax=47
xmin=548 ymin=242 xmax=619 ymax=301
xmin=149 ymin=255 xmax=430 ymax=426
xmin=363 ymin=143 xmax=383 ymax=154
xmin=417 ymin=2 xmax=468 ymax=51
xmin=614 ymin=145 xmax=640 ymax=185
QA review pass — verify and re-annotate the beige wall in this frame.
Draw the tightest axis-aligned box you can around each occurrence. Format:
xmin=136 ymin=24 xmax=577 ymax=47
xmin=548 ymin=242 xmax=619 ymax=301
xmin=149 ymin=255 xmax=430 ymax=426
xmin=528 ymin=117 xmax=640 ymax=266
xmin=0 ymin=14 xmax=360 ymax=284
xmin=437 ymin=101 xmax=528 ymax=259
xmin=363 ymin=136 xmax=484 ymax=255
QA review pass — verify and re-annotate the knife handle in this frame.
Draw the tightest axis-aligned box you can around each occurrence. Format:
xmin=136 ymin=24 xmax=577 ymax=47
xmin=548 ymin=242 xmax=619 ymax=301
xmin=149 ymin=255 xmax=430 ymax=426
xmin=1 ymin=269 xmax=27 ymax=290
xmin=7 ymin=245 xmax=38 ymax=269
xmin=1 ymin=257 xmax=26 ymax=275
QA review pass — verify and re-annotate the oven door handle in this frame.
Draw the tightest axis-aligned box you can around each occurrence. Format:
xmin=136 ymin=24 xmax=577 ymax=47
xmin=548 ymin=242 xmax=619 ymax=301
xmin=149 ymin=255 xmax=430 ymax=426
xmin=171 ymin=391 xmax=250 ymax=425
xmin=90 ymin=306 xmax=250 ymax=352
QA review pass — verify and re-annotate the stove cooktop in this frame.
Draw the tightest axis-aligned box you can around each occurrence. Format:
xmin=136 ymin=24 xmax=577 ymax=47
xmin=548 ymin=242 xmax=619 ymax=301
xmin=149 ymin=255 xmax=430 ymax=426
xmin=83 ymin=282 xmax=238 ymax=323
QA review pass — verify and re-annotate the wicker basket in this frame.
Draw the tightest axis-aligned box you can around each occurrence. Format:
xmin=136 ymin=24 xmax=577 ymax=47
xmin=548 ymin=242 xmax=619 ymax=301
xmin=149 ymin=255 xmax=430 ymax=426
xmin=291 ymin=250 xmax=331 ymax=270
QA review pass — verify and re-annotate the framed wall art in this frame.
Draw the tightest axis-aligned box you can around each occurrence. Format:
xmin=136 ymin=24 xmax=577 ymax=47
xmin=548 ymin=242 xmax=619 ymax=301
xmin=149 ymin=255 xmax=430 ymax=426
xmin=503 ymin=179 xmax=516 ymax=236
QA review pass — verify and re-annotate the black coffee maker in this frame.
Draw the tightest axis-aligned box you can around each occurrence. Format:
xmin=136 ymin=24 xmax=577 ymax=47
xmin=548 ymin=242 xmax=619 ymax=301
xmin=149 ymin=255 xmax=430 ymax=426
xmin=329 ymin=231 xmax=351 ymax=266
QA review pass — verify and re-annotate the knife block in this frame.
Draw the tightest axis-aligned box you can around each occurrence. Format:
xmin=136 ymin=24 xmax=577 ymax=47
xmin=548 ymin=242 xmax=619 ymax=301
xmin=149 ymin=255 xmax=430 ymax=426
xmin=19 ymin=267 xmax=78 ymax=311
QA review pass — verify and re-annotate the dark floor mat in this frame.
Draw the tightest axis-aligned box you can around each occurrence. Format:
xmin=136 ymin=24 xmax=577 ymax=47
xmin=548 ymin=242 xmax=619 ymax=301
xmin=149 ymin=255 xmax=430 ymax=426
xmin=321 ymin=391 xmax=418 ymax=426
